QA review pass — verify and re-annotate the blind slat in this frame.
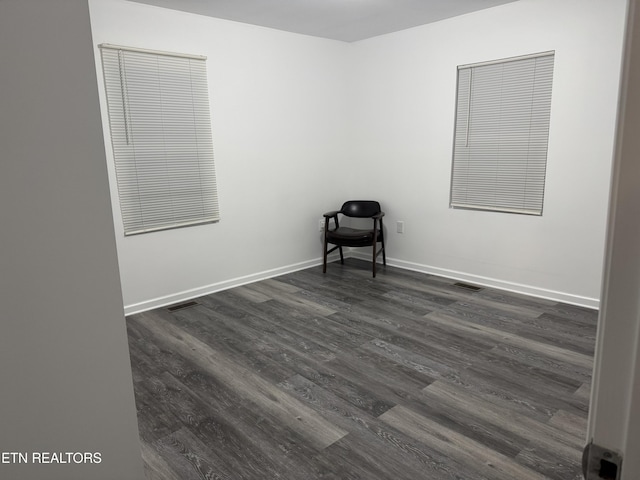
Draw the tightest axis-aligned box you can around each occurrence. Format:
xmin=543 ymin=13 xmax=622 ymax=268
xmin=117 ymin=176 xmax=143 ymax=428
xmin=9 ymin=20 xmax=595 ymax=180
xmin=451 ymin=52 xmax=554 ymax=215
xmin=100 ymin=46 xmax=219 ymax=235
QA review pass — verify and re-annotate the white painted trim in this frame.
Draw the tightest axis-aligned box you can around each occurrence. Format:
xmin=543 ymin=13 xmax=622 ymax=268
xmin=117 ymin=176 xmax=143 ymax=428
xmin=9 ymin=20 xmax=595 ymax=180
xmin=349 ymin=251 xmax=599 ymax=309
xmin=124 ymin=256 xmax=338 ymax=315
xmin=126 ymin=250 xmax=600 ymax=315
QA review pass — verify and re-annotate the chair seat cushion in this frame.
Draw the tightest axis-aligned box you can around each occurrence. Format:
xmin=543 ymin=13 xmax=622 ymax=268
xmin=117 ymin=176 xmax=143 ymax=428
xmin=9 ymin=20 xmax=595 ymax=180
xmin=326 ymin=227 xmax=380 ymax=247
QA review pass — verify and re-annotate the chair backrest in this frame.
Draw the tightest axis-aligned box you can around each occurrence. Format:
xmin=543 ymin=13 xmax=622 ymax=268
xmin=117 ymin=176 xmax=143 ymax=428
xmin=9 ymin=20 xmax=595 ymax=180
xmin=340 ymin=200 xmax=381 ymax=218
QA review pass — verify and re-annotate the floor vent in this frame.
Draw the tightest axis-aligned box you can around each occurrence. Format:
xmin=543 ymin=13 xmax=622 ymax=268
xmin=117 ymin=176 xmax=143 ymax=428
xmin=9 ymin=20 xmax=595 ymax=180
xmin=167 ymin=300 xmax=199 ymax=312
xmin=453 ymin=282 xmax=482 ymax=292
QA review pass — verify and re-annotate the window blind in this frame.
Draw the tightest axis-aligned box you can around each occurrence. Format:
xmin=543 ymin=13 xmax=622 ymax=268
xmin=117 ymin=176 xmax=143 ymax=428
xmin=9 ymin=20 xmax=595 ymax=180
xmin=99 ymin=44 xmax=219 ymax=235
xmin=450 ymin=52 xmax=554 ymax=215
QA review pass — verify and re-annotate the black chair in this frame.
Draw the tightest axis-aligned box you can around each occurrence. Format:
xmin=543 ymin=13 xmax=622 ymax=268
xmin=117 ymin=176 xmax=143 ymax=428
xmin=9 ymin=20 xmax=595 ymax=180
xmin=323 ymin=200 xmax=386 ymax=277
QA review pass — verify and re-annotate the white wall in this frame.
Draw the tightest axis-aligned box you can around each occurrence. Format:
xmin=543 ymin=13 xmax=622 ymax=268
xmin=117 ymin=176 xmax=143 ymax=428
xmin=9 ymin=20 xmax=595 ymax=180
xmin=90 ymin=0 xmax=627 ymax=312
xmin=89 ymin=0 xmax=353 ymax=313
xmin=0 ymin=1 xmax=143 ymax=479
xmin=350 ymin=0 xmax=627 ymax=307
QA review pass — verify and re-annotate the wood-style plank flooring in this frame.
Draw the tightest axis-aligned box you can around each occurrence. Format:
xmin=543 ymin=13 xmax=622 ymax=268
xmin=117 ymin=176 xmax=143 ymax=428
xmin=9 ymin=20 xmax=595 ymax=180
xmin=126 ymin=258 xmax=597 ymax=480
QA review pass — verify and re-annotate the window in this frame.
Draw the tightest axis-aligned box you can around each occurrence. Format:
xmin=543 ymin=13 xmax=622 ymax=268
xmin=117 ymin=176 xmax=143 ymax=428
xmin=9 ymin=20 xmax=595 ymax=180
xmin=99 ymin=44 xmax=220 ymax=235
xmin=450 ymin=52 xmax=554 ymax=215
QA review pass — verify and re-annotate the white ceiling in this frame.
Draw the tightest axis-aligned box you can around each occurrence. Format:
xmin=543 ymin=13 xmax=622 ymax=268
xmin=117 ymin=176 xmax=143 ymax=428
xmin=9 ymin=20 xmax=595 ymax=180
xmin=127 ymin=0 xmax=520 ymax=42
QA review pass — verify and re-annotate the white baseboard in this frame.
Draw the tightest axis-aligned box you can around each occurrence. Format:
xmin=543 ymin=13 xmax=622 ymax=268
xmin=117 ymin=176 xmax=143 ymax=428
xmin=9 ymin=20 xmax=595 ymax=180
xmin=123 ymin=256 xmax=334 ymax=315
xmin=125 ymin=251 xmax=599 ymax=315
xmin=380 ymin=256 xmax=599 ymax=309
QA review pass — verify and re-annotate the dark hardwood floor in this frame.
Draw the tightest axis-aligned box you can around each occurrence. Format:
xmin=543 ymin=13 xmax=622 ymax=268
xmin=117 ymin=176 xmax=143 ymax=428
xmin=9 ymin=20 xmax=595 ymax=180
xmin=126 ymin=258 xmax=597 ymax=480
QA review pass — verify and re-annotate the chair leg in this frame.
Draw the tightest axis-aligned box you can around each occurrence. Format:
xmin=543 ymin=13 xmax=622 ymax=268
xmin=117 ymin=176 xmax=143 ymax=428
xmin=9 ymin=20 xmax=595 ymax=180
xmin=339 ymin=246 xmax=344 ymax=264
xmin=323 ymin=239 xmax=328 ymax=274
xmin=372 ymin=242 xmax=377 ymax=278
xmin=379 ymin=219 xmax=386 ymax=266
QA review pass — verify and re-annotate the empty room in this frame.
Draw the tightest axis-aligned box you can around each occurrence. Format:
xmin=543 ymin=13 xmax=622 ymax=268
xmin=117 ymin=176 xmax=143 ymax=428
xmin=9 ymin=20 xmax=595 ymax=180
xmin=2 ymin=0 xmax=640 ymax=479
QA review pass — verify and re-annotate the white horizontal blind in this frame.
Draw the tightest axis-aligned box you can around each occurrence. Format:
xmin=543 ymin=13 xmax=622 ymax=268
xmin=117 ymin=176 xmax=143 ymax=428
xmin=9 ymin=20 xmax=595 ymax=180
xmin=100 ymin=44 xmax=219 ymax=235
xmin=450 ymin=52 xmax=554 ymax=215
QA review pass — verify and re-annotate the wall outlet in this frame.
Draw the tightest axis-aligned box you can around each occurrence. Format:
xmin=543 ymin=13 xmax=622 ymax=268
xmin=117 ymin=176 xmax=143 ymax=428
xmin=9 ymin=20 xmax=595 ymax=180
xmin=319 ymin=219 xmax=324 ymax=232
xmin=397 ymin=221 xmax=405 ymax=234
